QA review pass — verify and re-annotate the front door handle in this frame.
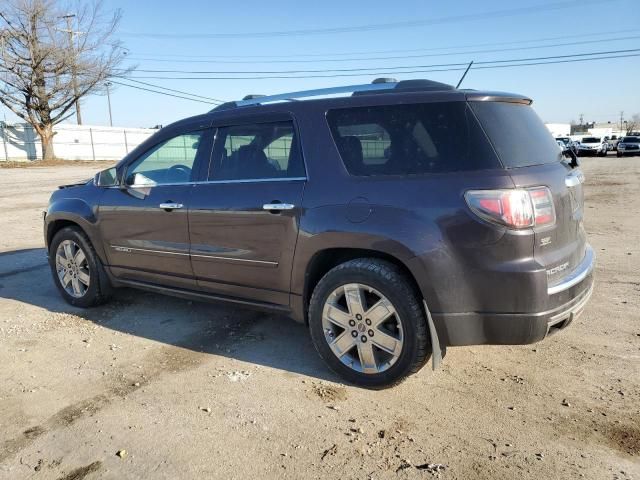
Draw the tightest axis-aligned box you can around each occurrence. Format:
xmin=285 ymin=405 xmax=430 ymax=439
xmin=263 ymin=203 xmax=295 ymax=211
xmin=159 ymin=202 xmax=184 ymax=210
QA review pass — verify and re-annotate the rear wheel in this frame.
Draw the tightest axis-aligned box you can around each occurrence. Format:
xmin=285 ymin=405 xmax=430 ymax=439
xmin=49 ymin=227 xmax=112 ymax=308
xmin=308 ymin=258 xmax=430 ymax=388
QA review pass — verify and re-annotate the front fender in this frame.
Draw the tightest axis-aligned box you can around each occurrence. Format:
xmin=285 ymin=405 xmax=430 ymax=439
xmin=45 ymin=190 xmax=106 ymax=263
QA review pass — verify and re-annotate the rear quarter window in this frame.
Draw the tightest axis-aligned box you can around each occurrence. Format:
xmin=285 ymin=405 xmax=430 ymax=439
xmin=326 ymin=102 xmax=500 ymax=176
xmin=470 ymin=102 xmax=562 ymax=168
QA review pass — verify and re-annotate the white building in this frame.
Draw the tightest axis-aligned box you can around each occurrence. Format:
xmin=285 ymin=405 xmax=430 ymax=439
xmin=545 ymin=123 xmax=571 ymax=137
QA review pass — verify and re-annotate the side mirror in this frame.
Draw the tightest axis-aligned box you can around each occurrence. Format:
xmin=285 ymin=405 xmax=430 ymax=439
xmin=94 ymin=167 xmax=119 ymax=187
xmin=562 ymin=147 xmax=580 ymax=168
xmin=126 ymin=172 xmax=157 ymax=188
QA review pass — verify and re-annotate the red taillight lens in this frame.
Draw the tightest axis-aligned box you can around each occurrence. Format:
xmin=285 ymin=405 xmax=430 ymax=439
xmin=529 ymin=186 xmax=556 ymax=226
xmin=465 ymin=187 xmax=555 ymax=229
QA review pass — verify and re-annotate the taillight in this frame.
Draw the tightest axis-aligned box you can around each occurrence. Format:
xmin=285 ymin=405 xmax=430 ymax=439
xmin=464 ymin=187 xmax=555 ymax=229
xmin=528 ymin=187 xmax=556 ymax=226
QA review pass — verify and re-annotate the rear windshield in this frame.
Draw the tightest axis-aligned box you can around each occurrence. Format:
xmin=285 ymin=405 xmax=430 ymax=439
xmin=470 ymin=102 xmax=562 ymax=168
xmin=326 ymin=102 xmax=500 ymax=176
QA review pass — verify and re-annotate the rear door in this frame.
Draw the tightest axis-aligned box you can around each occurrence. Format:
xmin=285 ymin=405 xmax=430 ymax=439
xmin=188 ymin=116 xmax=306 ymax=306
xmin=470 ymin=100 xmax=588 ymax=289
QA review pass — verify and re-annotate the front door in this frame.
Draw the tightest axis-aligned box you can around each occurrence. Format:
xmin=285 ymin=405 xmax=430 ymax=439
xmin=99 ymin=126 xmax=213 ymax=289
xmin=189 ymin=118 xmax=306 ymax=305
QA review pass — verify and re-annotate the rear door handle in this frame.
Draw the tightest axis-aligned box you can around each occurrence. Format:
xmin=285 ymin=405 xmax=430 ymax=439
xmin=262 ymin=203 xmax=295 ymax=211
xmin=159 ymin=202 xmax=184 ymax=210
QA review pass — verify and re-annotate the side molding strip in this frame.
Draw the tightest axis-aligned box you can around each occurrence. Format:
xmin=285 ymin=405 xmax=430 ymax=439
xmin=110 ymin=245 xmax=278 ymax=266
xmin=423 ymin=299 xmax=443 ymax=370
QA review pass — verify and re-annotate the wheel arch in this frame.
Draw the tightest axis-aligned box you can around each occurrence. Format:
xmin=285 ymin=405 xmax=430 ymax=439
xmin=45 ymin=202 xmax=106 ymax=264
xmin=300 ymin=248 xmax=423 ymax=324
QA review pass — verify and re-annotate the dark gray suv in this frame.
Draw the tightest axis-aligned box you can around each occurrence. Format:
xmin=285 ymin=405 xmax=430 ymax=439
xmin=45 ymin=79 xmax=594 ymax=388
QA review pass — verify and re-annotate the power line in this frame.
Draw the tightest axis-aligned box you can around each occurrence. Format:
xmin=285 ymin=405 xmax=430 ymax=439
xmin=126 ymin=34 xmax=640 ymax=65
xmin=126 ymin=28 xmax=640 ymax=59
xmin=109 ymin=80 xmax=220 ymax=104
xmin=122 ymin=78 xmax=225 ymax=103
xmin=125 ymin=48 xmax=640 ymax=75
xmin=120 ymin=0 xmax=617 ymax=39
xmin=126 ymin=51 xmax=640 ymax=81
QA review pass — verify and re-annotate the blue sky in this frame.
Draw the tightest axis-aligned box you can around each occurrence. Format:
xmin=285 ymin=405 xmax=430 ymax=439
xmin=3 ymin=0 xmax=639 ymax=128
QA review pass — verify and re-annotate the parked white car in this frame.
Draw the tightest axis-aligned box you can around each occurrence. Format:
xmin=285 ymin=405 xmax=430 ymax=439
xmin=577 ymin=137 xmax=608 ymax=157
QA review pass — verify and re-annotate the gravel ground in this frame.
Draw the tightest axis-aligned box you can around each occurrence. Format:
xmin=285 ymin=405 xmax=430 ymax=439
xmin=0 ymin=157 xmax=638 ymax=480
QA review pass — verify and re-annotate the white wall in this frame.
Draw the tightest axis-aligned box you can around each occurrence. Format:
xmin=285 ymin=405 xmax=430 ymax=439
xmin=545 ymin=123 xmax=571 ymax=137
xmin=0 ymin=123 xmax=158 ymax=161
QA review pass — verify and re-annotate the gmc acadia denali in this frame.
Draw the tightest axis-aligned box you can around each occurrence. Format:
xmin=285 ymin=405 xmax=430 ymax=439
xmin=45 ymin=79 xmax=595 ymax=388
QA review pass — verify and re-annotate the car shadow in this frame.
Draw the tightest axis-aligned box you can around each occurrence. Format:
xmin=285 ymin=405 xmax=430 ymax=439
xmin=0 ymin=248 xmax=338 ymax=382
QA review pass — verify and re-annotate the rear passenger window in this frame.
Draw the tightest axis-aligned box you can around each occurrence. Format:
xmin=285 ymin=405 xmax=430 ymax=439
xmin=327 ymin=102 xmax=500 ymax=176
xmin=210 ymin=121 xmax=305 ymax=181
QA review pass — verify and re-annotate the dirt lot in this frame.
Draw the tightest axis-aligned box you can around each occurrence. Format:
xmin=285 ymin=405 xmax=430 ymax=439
xmin=0 ymin=157 xmax=638 ymax=480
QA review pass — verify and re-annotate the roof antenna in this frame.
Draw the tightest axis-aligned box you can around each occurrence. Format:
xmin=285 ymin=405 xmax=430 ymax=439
xmin=456 ymin=61 xmax=474 ymax=89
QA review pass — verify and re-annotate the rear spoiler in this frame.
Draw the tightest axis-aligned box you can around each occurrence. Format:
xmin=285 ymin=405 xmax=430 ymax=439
xmin=464 ymin=91 xmax=532 ymax=105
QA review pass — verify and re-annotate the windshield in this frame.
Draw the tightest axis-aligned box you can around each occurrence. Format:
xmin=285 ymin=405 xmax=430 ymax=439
xmin=582 ymin=137 xmax=600 ymax=143
xmin=622 ymin=136 xmax=640 ymax=143
xmin=470 ymin=101 xmax=561 ymax=168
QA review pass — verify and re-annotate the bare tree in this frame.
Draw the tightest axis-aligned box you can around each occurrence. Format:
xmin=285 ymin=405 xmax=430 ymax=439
xmin=0 ymin=0 xmax=129 ymax=160
xmin=625 ymin=114 xmax=640 ymax=135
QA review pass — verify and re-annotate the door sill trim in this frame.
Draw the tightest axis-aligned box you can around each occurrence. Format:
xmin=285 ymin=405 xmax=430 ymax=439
xmin=115 ymin=278 xmax=291 ymax=314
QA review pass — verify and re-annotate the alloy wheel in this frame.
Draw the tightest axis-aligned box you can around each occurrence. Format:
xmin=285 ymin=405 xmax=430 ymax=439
xmin=321 ymin=283 xmax=404 ymax=374
xmin=55 ymin=240 xmax=91 ymax=298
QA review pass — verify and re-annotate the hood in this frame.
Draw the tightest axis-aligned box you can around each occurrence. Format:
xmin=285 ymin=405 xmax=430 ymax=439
xmin=58 ymin=178 xmax=92 ymax=190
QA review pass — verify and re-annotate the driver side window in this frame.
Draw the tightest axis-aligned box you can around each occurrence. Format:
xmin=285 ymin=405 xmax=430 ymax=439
xmin=126 ymin=132 xmax=205 ymax=186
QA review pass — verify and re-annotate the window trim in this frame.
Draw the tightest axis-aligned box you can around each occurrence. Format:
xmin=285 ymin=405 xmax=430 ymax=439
xmin=206 ymin=115 xmax=308 ymax=183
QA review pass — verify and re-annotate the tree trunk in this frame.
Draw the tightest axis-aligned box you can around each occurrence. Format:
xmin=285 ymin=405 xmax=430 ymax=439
xmin=39 ymin=125 xmax=55 ymax=161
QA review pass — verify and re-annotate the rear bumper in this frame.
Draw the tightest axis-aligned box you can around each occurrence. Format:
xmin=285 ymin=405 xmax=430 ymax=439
xmin=432 ymin=269 xmax=594 ymax=346
xmin=547 ymin=244 xmax=594 ymax=295
xmin=577 ymin=148 xmax=604 ymax=156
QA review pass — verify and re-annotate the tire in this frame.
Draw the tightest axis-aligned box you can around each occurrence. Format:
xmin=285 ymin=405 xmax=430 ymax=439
xmin=308 ymin=258 xmax=430 ymax=389
xmin=49 ymin=226 xmax=113 ymax=308
xmin=617 ymin=152 xmax=622 ymax=158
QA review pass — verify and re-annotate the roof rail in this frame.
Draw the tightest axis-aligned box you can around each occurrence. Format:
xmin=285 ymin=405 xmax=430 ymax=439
xmin=209 ymin=82 xmax=398 ymax=112
xmin=208 ymin=78 xmax=457 ymax=112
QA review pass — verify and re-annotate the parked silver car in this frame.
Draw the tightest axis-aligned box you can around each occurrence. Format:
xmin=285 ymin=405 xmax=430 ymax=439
xmin=616 ymin=136 xmax=640 ymax=157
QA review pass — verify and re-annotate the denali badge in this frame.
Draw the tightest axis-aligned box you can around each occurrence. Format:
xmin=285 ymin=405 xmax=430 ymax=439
xmin=547 ymin=262 xmax=569 ymax=276
xmin=540 ymin=236 xmax=552 ymax=246
xmin=113 ymin=246 xmax=132 ymax=253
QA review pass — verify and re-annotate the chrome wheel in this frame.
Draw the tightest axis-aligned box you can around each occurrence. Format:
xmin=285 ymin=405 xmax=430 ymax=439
xmin=321 ymin=283 xmax=403 ymax=374
xmin=55 ymin=240 xmax=90 ymax=298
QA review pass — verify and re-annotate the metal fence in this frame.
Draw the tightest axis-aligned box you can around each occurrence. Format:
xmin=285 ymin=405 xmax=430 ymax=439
xmin=0 ymin=122 xmax=159 ymax=162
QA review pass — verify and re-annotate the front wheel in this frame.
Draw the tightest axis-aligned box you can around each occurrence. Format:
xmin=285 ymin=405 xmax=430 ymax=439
xmin=308 ymin=258 xmax=430 ymax=388
xmin=49 ymin=226 xmax=112 ymax=308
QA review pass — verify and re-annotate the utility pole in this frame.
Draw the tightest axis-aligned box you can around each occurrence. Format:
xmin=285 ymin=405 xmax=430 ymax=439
xmin=619 ymin=111 xmax=624 ymax=132
xmin=579 ymin=113 xmax=584 ymax=126
xmin=60 ymin=14 xmax=83 ymax=125
xmin=105 ymin=82 xmax=113 ymax=126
